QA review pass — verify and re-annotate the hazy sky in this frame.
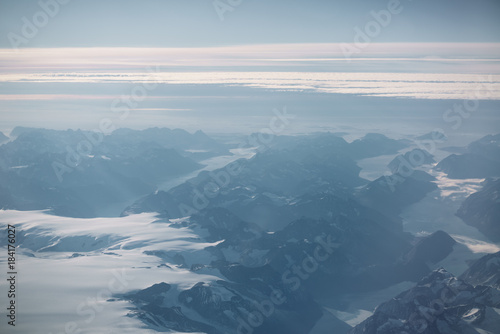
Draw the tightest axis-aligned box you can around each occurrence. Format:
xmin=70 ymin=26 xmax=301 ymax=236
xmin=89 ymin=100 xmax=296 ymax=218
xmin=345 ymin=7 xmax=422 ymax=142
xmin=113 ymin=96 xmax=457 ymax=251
xmin=1 ymin=0 xmax=500 ymax=48
xmin=0 ymin=1 xmax=499 ymax=135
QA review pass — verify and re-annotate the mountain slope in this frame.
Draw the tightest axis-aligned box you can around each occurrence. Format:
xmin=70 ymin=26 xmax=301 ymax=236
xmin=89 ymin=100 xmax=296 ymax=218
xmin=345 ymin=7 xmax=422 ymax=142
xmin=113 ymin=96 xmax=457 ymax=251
xmin=350 ymin=267 xmax=500 ymax=334
xmin=461 ymin=251 xmax=500 ymax=289
xmin=457 ymin=179 xmax=500 ymax=242
xmin=435 ymin=133 xmax=500 ymax=179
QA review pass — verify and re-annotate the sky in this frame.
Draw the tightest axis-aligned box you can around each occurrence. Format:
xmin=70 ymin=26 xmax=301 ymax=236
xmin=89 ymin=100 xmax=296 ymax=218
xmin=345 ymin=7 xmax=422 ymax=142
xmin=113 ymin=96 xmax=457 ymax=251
xmin=0 ymin=0 xmax=499 ymax=135
xmin=0 ymin=0 xmax=499 ymax=48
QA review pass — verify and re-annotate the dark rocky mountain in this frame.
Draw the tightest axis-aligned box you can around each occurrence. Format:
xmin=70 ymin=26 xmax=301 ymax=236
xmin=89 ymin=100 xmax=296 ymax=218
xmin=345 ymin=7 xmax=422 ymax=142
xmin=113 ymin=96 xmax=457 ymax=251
xmin=461 ymin=251 xmax=500 ymax=290
xmin=457 ymin=178 xmax=500 ymax=242
xmin=358 ymin=170 xmax=438 ymax=217
xmin=436 ymin=153 xmax=500 ymax=179
xmin=468 ymin=133 xmax=500 ymax=159
xmin=348 ymin=133 xmax=409 ymax=160
xmin=402 ymin=231 xmax=456 ymax=268
xmin=435 ymin=133 xmax=500 ymax=179
xmin=350 ymin=267 xmax=500 ymax=334
xmin=388 ymin=148 xmax=435 ymax=174
xmin=244 ymin=132 xmax=408 ymax=161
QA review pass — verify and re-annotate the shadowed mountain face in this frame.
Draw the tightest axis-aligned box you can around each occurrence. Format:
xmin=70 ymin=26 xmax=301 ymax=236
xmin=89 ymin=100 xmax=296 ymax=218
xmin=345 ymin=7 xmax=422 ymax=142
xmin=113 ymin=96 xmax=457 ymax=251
xmin=357 ymin=170 xmax=438 ymax=218
xmin=348 ymin=133 xmax=409 ymax=160
xmin=457 ymin=178 xmax=500 ymax=242
xmin=460 ymin=251 xmax=500 ymax=289
xmin=388 ymin=148 xmax=436 ymax=174
xmin=0 ymin=127 xmax=226 ymax=217
xmin=266 ymin=132 xmax=409 ymax=161
xmin=0 ymin=131 xmax=8 ymax=144
xmin=350 ymin=265 xmax=500 ymax=334
xmin=435 ymin=133 xmax=500 ymax=179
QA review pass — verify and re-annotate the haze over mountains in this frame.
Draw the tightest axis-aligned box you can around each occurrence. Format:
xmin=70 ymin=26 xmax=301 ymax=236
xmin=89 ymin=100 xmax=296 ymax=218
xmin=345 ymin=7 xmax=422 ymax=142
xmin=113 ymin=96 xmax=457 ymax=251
xmin=1 ymin=126 xmax=499 ymax=333
xmin=1 ymin=1 xmax=500 ymax=333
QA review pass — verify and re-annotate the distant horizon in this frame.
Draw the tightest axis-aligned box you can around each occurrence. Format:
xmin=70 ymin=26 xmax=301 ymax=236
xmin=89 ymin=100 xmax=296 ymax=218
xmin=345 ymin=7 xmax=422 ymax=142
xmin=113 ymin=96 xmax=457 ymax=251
xmin=1 ymin=43 xmax=500 ymax=72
